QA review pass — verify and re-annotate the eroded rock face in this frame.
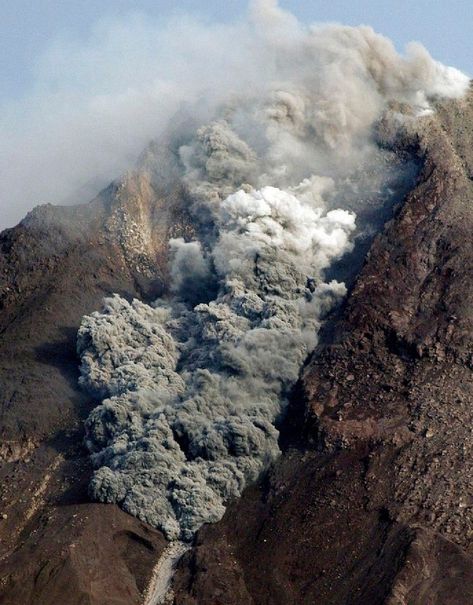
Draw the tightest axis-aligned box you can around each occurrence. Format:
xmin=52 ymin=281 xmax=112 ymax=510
xmin=172 ymin=91 xmax=473 ymax=604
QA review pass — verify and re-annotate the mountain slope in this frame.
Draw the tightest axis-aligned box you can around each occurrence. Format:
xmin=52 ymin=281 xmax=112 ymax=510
xmin=0 ymin=172 xmax=192 ymax=604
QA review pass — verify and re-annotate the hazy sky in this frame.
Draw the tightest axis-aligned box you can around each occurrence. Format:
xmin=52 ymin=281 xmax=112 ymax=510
xmin=1 ymin=0 xmax=471 ymax=101
xmin=0 ymin=0 xmax=471 ymax=228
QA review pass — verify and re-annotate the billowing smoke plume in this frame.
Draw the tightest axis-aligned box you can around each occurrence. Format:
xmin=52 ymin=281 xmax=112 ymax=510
xmin=78 ymin=184 xmax=354 ymax=540
xmin=76 ymin=1 xmax=469 ymax=540
xmin=1 ymin=0 xmax=469 ymax=228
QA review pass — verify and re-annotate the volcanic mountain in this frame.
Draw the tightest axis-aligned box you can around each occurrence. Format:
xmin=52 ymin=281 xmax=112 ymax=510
xmin=0 ymin=88 xmax=472 ymax=604
xmin=1 ymin=8 xmax=473 ymax=602
xmin=171 ymin=89 xmax=473 ymax=605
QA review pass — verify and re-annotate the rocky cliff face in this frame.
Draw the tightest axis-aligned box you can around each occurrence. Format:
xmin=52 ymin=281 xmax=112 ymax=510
xmin=1 ymin=88 xmax=473 ymax=605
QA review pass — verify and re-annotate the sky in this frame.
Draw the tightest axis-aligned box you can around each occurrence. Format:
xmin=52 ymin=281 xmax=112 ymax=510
xmin=0 ymin=0 xmax=471 ymax=228
xmin=1 ymin=0 xmax=471 ymax=101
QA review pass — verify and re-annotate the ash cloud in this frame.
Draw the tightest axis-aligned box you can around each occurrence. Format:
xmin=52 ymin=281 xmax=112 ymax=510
xmin=75 ymin=1 xmax=469 ymax=540
xmin=79 ymin=186 xmax=355 ymax=540
xmin=0 ymin=0 xmax=469 ymax=228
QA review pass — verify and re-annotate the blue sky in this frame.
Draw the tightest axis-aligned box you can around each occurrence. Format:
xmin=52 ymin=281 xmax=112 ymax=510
xmin=1 ymin=0 xmax=471 ymax=101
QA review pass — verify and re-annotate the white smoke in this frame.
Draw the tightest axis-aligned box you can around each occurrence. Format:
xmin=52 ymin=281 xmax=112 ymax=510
xmin=0 ymin=1 xmax=468 ymax=228
xmin=74 ymin=2 xmax=469 ymax=541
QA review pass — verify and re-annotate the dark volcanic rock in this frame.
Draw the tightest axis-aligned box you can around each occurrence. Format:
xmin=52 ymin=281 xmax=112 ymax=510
xmin=172 ymin=91 xmax=473 ymax=604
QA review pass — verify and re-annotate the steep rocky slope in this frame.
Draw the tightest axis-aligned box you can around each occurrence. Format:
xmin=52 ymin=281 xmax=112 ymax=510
xmin=172 ymin=90 xmax=473 ymax=604
xmin=0 ymin=172 xmax=193 ymax=604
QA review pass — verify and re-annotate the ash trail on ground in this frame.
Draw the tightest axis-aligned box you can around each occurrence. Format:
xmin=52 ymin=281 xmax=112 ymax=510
xmin=143 ymin=542 xmax=190 ymax=605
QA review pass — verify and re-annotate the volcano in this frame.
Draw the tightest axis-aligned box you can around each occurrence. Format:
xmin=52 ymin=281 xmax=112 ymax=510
xmin=1 ymin=6 xmax=473 ymax=605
